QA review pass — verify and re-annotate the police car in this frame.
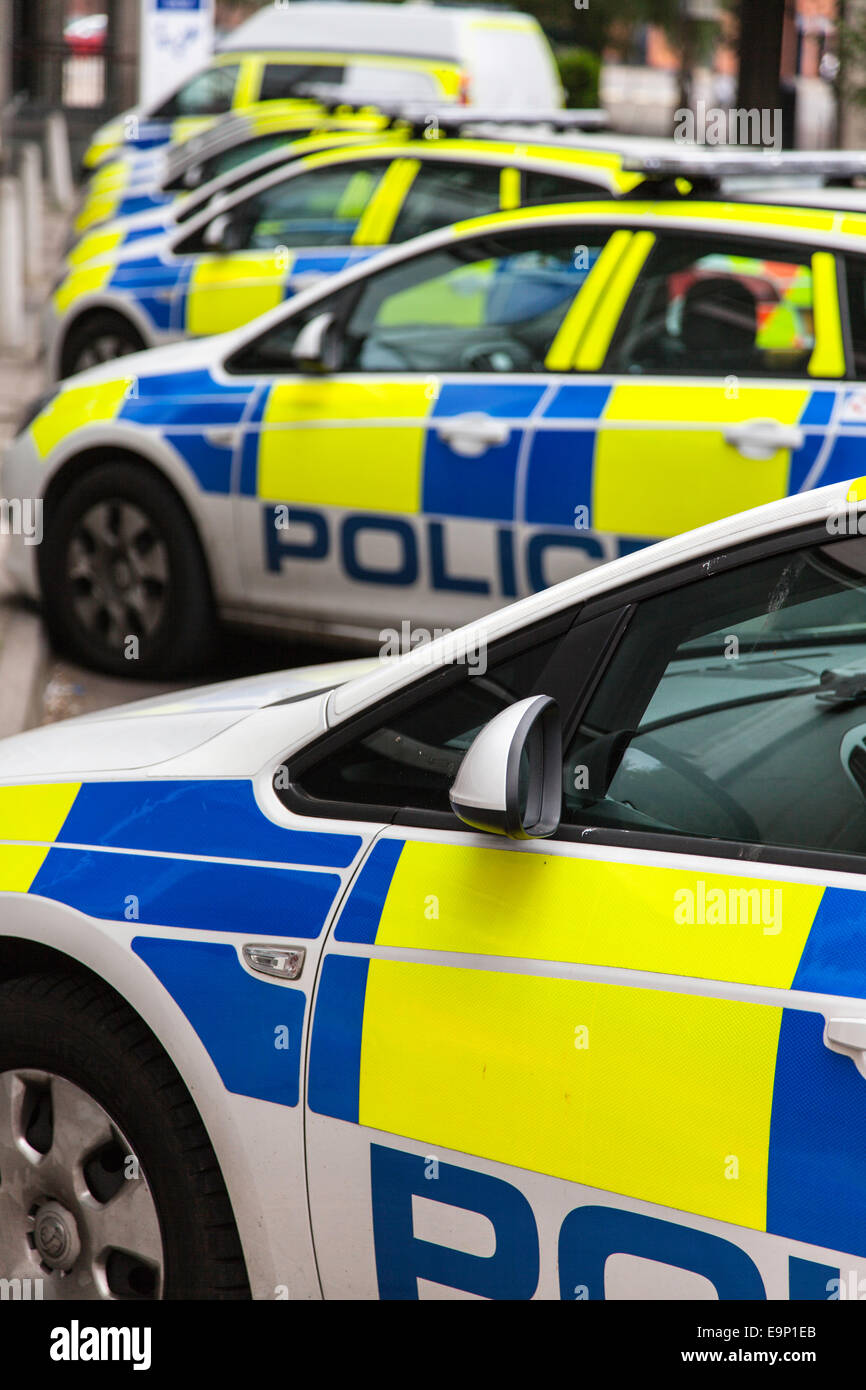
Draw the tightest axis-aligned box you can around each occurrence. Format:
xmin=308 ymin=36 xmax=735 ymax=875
xmin=46 ymin=141 xmax=642 ymax=379
xmin=68 ymin=126 xmax=412 ymax=269
xmin=82 ymin=46 xmax=458 ymax=173
xmin=74 ymin=105 xmax=392 ymax=236
xmin=70 ymin=105 xmax=613 ymax=249
xmin=2 ymin=476 xmax=866 ymax=1299
xmin=82 ymin=0 xmax=562 ymax=171
xmin=12 ymin=191 xmax=866 ymax=678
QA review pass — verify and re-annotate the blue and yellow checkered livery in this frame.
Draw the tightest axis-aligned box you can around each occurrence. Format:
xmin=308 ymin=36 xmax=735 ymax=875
xmin=310 ymin=836 xmax=866 ymax=1264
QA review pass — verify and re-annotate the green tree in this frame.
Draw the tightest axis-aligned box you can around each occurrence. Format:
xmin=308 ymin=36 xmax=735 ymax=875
xmin=518 ymin=0 xmax=686 ymax=54
xmin=735 ymin=0 xmax=786 ymax=119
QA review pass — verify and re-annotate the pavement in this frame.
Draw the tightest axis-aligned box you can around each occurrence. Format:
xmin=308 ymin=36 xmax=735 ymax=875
xmin=0 ymin=196 xmax=65 ymax=740
xmin=0 ymin=188 xmax=336 ymax=742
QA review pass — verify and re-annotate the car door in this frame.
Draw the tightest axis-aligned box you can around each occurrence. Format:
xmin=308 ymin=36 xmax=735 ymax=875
xmin=224 ymin=223 xmax=625 ymax=637
xmin=297 ymin=524 xmax=866 ymax=1299
xmin=543 ymin=225 xmax=847 ymax=552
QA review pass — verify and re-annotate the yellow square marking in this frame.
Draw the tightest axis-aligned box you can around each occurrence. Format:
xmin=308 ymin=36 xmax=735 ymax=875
xmin=53 ymin=262 xmax=116 ymax=317
xmin=32 ymin=380 xmax=130 ymax=460
xmin=593 ymin=384 xmax=809 ymax=536
xmin=375 ymin=842 xmax=819 ymax=990
xmin=258 ymin=381 xmax=430 ymax=512
xmin=186 ymin=255 xmax=287 ymax=337
xmin=360 ymin=961 xmax=781 ymax=1231
xmin=0 ymin=783 xmax=81 ymax=892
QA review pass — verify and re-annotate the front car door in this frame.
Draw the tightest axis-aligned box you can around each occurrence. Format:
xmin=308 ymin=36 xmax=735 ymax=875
xmin=295 ymin=520 xmax=866 ymax=1299
xmin=172 ymin=159 xmax=394 ymax=338
xmin=224 ymin=222 xmax=622 ymax=639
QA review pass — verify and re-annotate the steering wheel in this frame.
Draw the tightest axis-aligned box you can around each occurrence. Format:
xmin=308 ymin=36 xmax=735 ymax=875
xmin=458 ymin=339 xmax=533 ymax=372
xmin=626 ymin=734 xmax=762 ymax=843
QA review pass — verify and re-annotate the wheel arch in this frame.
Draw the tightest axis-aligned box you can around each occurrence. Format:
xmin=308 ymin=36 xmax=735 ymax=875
xmin=38 ymin=443 xmax=219 ymax=608
xmin=53 ymin=297 xmax=155 ymax=382
xmin=0 ymin=904 xmax=302 ymax=1298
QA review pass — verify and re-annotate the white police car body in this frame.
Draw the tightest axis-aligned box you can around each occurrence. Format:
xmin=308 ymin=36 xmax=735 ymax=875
xmin=12 ymin=190 xmax=866 ymax=678
xmin=47 ymin=139 xmax=641 ymax=380
xmin=2 ymin=478 xmax=866 ymax=1299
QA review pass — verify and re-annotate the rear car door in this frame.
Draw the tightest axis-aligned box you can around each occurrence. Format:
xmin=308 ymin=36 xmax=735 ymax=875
xmin=296 ymin=523 xmax=866 ymax=1298
xmin=558 ymin=224 xmax=847 ymax=548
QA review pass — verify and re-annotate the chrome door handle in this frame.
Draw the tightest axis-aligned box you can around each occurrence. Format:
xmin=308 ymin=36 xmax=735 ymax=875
xmin=824 ymin=1016 xmax=866 ymax=1077
xmin=435 ymin=412 xmax=510 ymax=458
xmin=723 ymin=418 xmax=805 ymax=460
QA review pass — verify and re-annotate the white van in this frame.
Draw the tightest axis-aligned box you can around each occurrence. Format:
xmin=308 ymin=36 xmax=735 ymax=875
xmin=217 ymin=1 xmax=565 ymax=110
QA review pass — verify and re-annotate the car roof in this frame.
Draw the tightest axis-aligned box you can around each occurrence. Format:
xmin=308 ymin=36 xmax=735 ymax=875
xmin=450 ymin=197 xmax=866 ymax=249
xmin=217 ymin=2 xmax=539 ymax=57
xmin=329 ymin=475 xmax=866 ymax=724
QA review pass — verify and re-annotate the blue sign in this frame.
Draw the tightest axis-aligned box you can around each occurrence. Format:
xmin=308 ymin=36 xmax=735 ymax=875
xmin=155 ymin=0 xmax=204 ymax=11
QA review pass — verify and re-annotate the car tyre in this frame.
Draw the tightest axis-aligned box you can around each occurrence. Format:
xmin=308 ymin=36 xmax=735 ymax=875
xmin=0 ymin=971 xmax=250 ymax=1300
xmin=40 ymin=460 xmax=216 ymax=677
xmin=59 ymin=311 xmax=146 ymax=379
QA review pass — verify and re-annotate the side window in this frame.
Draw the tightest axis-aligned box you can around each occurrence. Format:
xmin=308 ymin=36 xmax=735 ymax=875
xmin=338 ymin=229 xmax=608 ymax=374
xmin=287 ymin=632 xmax=569 ymax=815
xmin=389 ymin=162 xmax=503 ymax=242
xmin=845 ymin=255 xmax=866 ymax=376
xmin=523 ymin=169 xmax=610 ymax=204
xmin=151 ymin=64 xmax=239 ymax=119
xmin=201 ymin=132 xmax=305 ymax=182
xmin=343 ymin=62 xmax=438 ymax=99
xmin=259 ymin=63 xmax=343 ymax=100
xmin=226 ymin=287 xmax=348 ymax=373
xmin=606 ymin=235 xmax=817 ymax=377
xmin=239 ymin=161 xmax=388 ymax=249
xmin=564 ymin=537 xmax=866 ymax=860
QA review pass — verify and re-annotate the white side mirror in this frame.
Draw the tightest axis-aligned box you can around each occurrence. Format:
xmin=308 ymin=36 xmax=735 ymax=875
xmin=291 ymin=311 xmax=340 ymax=372
xmin=202 ymin=213 xmax=229 ymax=249
xmin=183 ymin=163 xmax=204 ymax=189
xmin=449 ymin=695 xmax=561 ymax=839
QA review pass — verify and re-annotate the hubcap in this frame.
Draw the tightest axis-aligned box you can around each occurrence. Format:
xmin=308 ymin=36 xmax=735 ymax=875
xmin=73 ymin=333 xmax=138 ymax=372
xmin=66 ymin=498 xmax=170 ymax=653
xmin=0 ymin=1070 xmax=164 ymax=1299
xmin=34 ymin=1200 xmax=80 ymax=1271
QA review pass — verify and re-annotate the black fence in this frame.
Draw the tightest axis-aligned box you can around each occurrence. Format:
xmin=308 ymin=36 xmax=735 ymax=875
xmin=8 ymin=0 xmax=138 ymax=165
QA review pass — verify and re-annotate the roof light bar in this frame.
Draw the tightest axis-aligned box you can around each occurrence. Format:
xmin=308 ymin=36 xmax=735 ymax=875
xmin=620 ymin=149 xmax=866 ymax=181
xmin=294 ymin=87 xmax=610 ymax=130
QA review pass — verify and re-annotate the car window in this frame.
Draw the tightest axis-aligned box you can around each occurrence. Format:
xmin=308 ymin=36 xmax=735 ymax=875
xmin=238 ymin=161 xmax=389 ymax=249
xmin=563 ymin=537 xmax=866 ymax=860
xmin=259 ymin=63 xmax=344 ymax=101
xmin=607 ymin=234 xmax=817 ymax=377
xmin=389 ymin=161 xmax=503 ymax=242
xmin=200 ymin=132 xmax=301 ymax=183
xmin=226 ymin=228 xmax=609 ymax=376
xmin=845 ymin=254 xmax=866 ymax=376
xmin=338 ymin=229 xmax=608 ymax=373
xmin=342 ymin=63 xmax=439 ymax=99
xmin=225 ymin=284 xmax=349 ymax=373
xmin=523 ymin=169 xmax=610 ymax=204
xmin=290 ymin=633 xmax=568 ymax=815
xmin=151 ymin=64 xmax=239 ymax=119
